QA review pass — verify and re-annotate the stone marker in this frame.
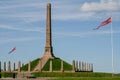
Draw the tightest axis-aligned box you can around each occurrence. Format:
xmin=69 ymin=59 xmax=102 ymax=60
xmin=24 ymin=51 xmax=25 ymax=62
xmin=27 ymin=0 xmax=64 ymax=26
xmin=8 ymin=61 xmax=11 ymax=72
xmin=76 ymin=61 xmax=78 ymax=71
xmin=13 ymin=62 xmax=16 ymax=71
xmin=72 ymin=60 xmax=75 ymax=71
xmin=49 ymin=60 xmax=52 ymax=72
xmin=18 ymin=61 xmax=21 ymax=73
xmin=61 ymin=60 xmax=64 ymax=72
xmin=4 ymin=62 xmax=6 ymax=72
xmin=79 ymin=61 xmax=81 ymax=71
xmin=28 ymin=61 xmax=31 ymax=73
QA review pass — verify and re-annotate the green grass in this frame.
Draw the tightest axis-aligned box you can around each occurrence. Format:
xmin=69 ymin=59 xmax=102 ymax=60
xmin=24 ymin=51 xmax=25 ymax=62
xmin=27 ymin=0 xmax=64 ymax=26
xmin=63 ymin=60 xmax=72 ymax=70
xmin=32 ymin=72 xmax=120 ymax=80
xmin=53 ymin=77 xmax=120 ymax=80
xmin=42 ymin=58 xmax=72 ymax=71
xmin=0 ymin=72 xmax=120 ymax=80
xmin=20 ymin=57 xmax=72 ymax=71
xmin=0 ymin=72 xmax=16 ymax=78
xmin=32 ymin=72 xmax=120 ymax=77
xmin=21 ymin=58 xmax=40 ymax=71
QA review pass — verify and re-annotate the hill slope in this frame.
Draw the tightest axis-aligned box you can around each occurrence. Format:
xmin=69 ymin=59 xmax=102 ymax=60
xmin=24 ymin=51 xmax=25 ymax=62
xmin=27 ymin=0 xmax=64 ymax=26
xmin=20 ymin=58 xmax=72 ymax=71
xmin=42 ymin=58 xmax=72 ymax=71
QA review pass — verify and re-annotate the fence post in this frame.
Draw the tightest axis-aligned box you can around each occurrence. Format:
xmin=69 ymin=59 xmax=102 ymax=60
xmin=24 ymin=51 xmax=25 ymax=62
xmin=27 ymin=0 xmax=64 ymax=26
xmin=4 ymin=62 xmax=6 ymax=72
xmin=49 ymin=60 xmax=52 ymax=72
xmin=61 ymin=60 xmax=64 ymax=72
xmin=18 ymin=61 xmax=21 ymax=73
xmin=8 ymin=61 xmax=11 ymax=72
xmin=72 ymin=60 xmax=75 ymax=72
xmin=28 ymin=61 xmax=31 ymax=73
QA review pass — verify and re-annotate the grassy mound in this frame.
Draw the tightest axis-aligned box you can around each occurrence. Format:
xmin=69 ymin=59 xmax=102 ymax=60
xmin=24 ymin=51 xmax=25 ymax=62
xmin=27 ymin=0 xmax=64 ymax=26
xmin=42 ymin=58 xmax=72 ymax=71
xmin=20 ymin=57 xmax=72 ymax=71
xmin=21 ymin=58 xmax=40 ymax=71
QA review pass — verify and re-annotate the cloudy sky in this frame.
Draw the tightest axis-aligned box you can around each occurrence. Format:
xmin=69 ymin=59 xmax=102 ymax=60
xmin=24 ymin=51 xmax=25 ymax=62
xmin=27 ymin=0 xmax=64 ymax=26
xmin=0 ymin=0 xmax=120 ymax=73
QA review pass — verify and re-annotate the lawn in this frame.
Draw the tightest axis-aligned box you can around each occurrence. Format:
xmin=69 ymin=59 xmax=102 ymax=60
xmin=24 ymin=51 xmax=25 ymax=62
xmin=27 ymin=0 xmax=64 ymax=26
xmin=53 ymin=77 xmax=120 ymax=80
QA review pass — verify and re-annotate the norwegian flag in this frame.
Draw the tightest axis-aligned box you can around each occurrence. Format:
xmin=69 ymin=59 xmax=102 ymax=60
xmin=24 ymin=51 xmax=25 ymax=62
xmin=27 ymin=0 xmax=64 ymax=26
xmin=8 ymin=47 xmax=16 ymax=54
xmin=94 ymin=17 xmax=112 ymax=30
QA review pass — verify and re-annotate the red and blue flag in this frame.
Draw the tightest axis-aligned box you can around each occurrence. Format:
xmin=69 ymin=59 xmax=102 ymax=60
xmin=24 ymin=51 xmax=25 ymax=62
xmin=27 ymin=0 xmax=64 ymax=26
xmin=8 ymin=47 xmax=16 ymax=54
xmin=94 ymin=17 xmax=112 ymax=30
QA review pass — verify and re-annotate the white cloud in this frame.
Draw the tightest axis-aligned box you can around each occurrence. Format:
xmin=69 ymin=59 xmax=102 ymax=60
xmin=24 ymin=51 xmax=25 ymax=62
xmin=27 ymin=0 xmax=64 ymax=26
xmin=79 ymin=0 xmax=120 ymax=21
xmin=0 ymin=37 xmax=40 ymax=44
xmin=80 ymin=0 xmax=120 ymax=12
xmin=0 ymin=1 xmax=45 ymax=10
xmin=53 ymin=12 xmax=95 ymax=21
xmin=0 ymin=1 xmax=46 ymax=23
xmin=0 ymin=25 xmax=43 ymax=32
xmin=54 ymin=30 xmax=120 ymax=37
xmin=0 ymin=0 xmax=120 ymax=22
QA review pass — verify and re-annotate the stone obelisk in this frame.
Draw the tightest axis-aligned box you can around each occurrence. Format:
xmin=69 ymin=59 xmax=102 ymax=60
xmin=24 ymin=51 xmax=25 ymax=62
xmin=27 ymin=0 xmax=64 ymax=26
xmin=43 ymin=3 xmax=54 ymax=59
xmin=34 ymin=3 xmax=55 ymax=71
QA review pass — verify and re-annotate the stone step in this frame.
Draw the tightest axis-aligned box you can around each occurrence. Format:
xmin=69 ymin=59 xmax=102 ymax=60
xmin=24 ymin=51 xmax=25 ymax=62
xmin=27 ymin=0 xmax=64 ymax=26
xmin=33 ymin=58 xmax=49 ymax=71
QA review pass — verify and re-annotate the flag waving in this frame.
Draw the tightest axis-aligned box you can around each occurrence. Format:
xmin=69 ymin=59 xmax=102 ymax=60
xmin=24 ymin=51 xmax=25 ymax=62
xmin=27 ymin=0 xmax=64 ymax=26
xmin=94 ymin=17 xmax=112 ymax=30
xmin=8 ymin=47 xmax=16 ymax=54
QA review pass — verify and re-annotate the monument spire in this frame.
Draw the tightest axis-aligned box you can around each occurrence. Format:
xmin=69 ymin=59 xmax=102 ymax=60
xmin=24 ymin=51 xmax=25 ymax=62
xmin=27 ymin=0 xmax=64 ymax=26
xmin=34 ymin=3 xmax=54 ymax=71
xmin=43 ymin=3 xmax=54 ymax=59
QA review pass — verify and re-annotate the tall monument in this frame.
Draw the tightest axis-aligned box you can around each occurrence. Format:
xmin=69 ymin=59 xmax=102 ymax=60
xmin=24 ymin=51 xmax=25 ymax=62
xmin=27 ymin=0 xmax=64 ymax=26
xmin=43 ymin=3 xmax=54 ymax=59
xmin=34 ymin=3 xmax=55 ymax=71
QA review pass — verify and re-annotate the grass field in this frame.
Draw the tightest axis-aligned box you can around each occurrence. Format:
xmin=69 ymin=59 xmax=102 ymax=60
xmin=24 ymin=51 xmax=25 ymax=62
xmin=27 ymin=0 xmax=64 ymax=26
xmin=53 ymin=77 xmax=120 ymax=80
xmin=32 ymin=72 xmax=120 ymax=77
xmin=0 ymin=72 xmax=120 ymax=80
xmin=32 ymin=72 xmax=120 ymax=80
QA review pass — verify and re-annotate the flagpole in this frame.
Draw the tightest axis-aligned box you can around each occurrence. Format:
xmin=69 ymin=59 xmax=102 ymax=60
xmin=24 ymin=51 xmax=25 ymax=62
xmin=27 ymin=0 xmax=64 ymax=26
xmin=110 ymin=20 xmax=114 ymax=77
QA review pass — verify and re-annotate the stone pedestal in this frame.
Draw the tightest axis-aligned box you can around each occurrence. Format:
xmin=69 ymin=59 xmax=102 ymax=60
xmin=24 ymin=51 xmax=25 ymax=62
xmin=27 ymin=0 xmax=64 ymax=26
xmin=72 ymin=60 xmax=75 ymax=71
xmin=8 ymin=61 xmax=11 ymax=72
xmin=13 ymin=63 xmax=15 ymax=71
xmin=28 ymin=61 xmax=31 ymax=73
xmin=61 ymin=60 xmax=64 ymax=72
xmin=39 ymin=60 xmax=42 ymax=72
xmin=82 ymin=62 xmax=84 ymax=71
xmin=84 ymin=62 xmax=86 ymax=71
xmin=86 ymin=63 xmax=88 ymax=72
xmin=75 ymin=61 xmax=78 ymax=71
xmin=49 ymin=60 xmax=52 ymax=72
xmin=4 ymin=62 xmax=6 ymax=72
xmin=91 ymin=64 xmax=93 ymax=72
xmin=79 ymin=61 xmax=81 ymax=71
xmin=18 ymin=61 xmax=21 ymax=73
